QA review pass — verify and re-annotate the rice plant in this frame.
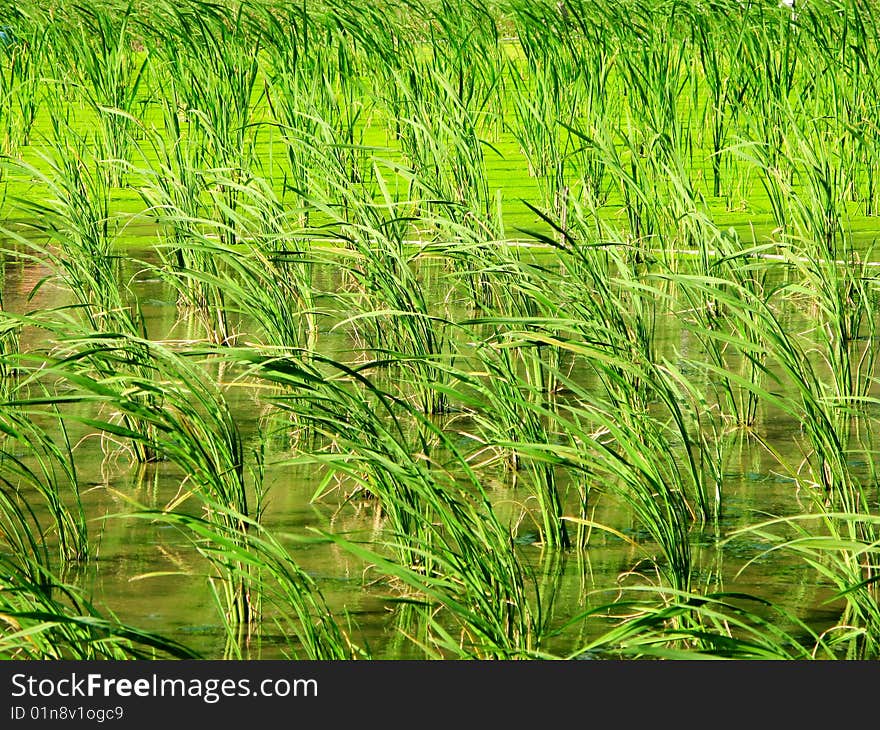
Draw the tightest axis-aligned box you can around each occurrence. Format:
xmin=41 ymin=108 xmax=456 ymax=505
xmin=0 ymin=9 xmax=49 ymax=154
xmin=59 ymin=3 xmax=149 ymax=187
xmin=0 ymin=554 xmax=198 ymax=659
xmin=8 ymin=327 xmax=257 ymax=649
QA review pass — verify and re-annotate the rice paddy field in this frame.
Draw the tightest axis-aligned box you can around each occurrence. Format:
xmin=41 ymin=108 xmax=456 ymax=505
xmin=2 ymin=0 xmax=880 ymax=661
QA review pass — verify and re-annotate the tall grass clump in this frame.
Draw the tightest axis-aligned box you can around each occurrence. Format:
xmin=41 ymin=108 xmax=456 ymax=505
xmin=728 ymin=510 xmax=880 ymax=659
xmin=0 ymin=555 xmax=198 ymax=659
xmin=0 ymin=392 xmax=86 ymax=567
xmin=121 ymin=502 xmax=362 ymax=659
xmin=0 ymin=125 xmax=163 ymax=461
xmin=59 ymin=3 xmax=149 ymax=187
xmin=10 ymin=328 xmax=257 ymax=648
xmin=231 ymin=348 xmax=553 ymax=657
xmin=692 ymin=1 xmax=752 ymax=200
xmin=262 ymin=37 xmax=331 ymax=225
xmin=149 ymin=0 xmax=263 ymax=180
xmin=0 ymin=9 xmax=48 ymax=155
xmin=140 ymin=175 xmax=319 ymax=353
xmin=312 ymin=170 xmax=454 ymax=415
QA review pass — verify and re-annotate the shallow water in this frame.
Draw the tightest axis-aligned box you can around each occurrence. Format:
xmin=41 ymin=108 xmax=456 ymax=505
xmin=0 ymin=236 xmax=857 ymax=659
